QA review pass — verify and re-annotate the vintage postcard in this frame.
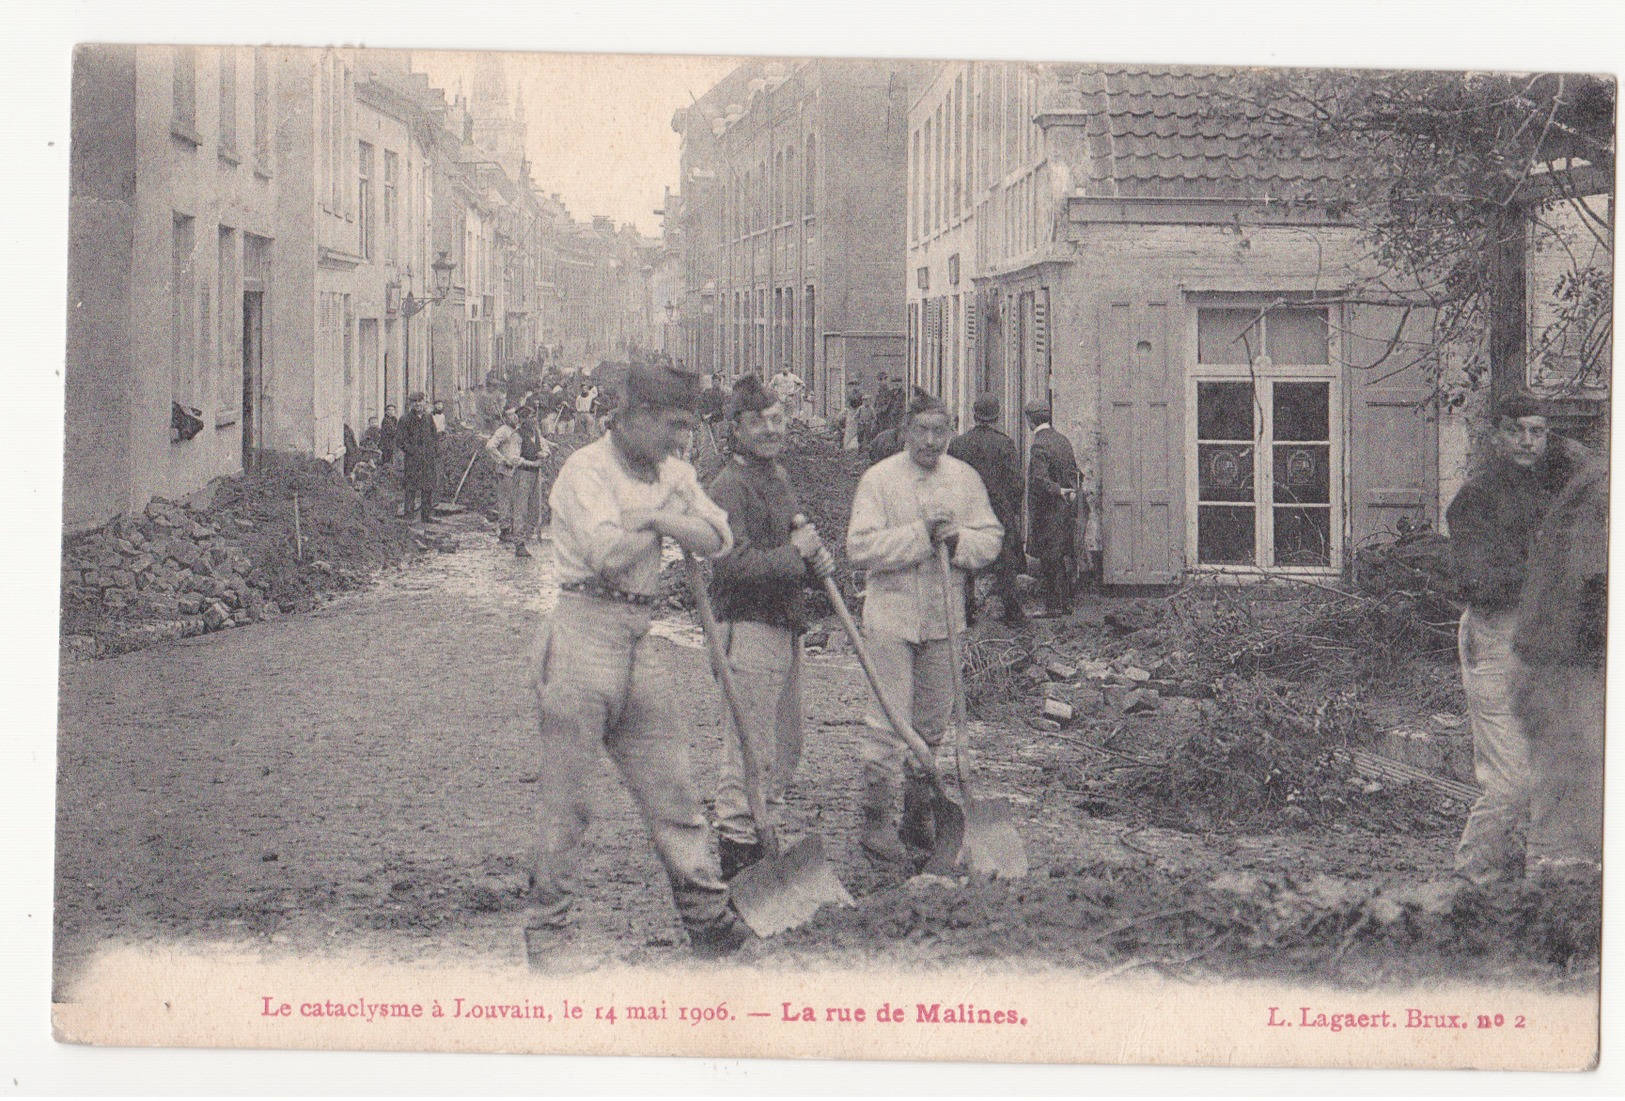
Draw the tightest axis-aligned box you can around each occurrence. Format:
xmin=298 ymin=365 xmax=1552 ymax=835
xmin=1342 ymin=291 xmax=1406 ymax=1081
xmin=51 ymin=40 xmax=1610 ymax=1072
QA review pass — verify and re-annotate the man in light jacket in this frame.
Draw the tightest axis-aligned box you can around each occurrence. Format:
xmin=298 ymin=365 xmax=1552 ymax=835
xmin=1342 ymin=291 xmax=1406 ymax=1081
xmin=484 ymin=407 xmax=522 ymax=542
xmin=845 ymin=393 xmax=1003 ymax=862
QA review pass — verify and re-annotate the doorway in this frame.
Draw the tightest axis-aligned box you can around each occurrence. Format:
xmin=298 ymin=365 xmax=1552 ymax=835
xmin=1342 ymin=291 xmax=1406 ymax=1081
xmin=241 ymin=290 xmax=264 ymax=469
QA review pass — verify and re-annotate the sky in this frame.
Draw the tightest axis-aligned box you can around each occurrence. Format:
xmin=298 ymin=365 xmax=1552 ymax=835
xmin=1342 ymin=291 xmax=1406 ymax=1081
xmin=413 ymin=51 xmax=741 ymax=237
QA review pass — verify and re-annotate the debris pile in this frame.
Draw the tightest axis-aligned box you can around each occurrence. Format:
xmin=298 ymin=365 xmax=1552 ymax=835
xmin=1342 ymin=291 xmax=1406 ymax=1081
xmin=1065 ymin=676 xmax=1461 ymax=835
xmin=61 ymin=452 xmax=418 ymax=661
xmin=779 ymin=861 xmax=1600 ymax=985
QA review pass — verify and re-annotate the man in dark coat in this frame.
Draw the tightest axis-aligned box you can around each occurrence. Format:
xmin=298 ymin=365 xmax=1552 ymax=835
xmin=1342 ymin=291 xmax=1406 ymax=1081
xmin=1445 ymin=393 xmax=1582 ymax=885
xmin=948 ymin=394 xmax=1026 ymax=626
xmin=398 ymin=391 xmax=439 ymax=524
xmin=873 ymin=372 xmax=905 ymax=434
xmin=378 ymin=404 xmax=399 ymax=466
xmin=1024 ymin=400 xmax=1082 ymax=617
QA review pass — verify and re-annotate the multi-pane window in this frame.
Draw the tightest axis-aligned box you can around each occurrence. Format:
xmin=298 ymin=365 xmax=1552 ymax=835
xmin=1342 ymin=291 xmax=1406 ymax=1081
xmin=803 ymin=134 xmax=816 ymax=216
xmin=1191 ymin=306 xmax=1337 ymax=569
xmin=910 ymin=129 xmax=921 ymax=242
xmin=358 ymin=141 xmax=374 ymax=259
xmin=218 ymin=48 xmax=237 ymax=156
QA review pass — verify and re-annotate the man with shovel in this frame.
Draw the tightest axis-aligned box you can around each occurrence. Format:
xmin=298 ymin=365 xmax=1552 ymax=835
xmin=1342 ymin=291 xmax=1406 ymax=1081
xmin=525 ymin=358 xmax=751 ymax=965
xmin=704 ymin=375 xmax=835 ymax=880
xmin=846 ymin=393 xmax=1004 ymax=862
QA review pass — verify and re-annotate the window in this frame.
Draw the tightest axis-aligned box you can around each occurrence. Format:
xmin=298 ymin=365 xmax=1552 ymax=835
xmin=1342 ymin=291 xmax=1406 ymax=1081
xmin=358 ymin=141 xmax=374 ymax=259
xmin=1190 ymin=305 xmax=1338 ymax=569
xmin=803 ymin=133 xmax=816 ymax=216
xmin=924 ymin=116 xmax=935 ymax=237
xmin=383 ymin=149 xmax=398 ymax=262
xmin=171 ymin=214 xmax=196 ymax=407
xmin=171 ymin=46 xmax=197 ymax=139
xmin=952 ymin=76 xmax=964 ymax=217
xmin=252 ymin=48 xmax=270 ymax=171
xmin=217 ymin=48 xmax=238 ymax=157
xmin=774 ymin=150 xmax=784 ymax=225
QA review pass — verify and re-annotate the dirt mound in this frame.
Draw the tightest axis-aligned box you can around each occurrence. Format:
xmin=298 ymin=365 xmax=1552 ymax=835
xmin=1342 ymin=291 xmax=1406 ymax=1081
xmin=777 ymin=863 xmax=1600 ymax=987
xmin=61 ymin=452 xmax=419 ymax=660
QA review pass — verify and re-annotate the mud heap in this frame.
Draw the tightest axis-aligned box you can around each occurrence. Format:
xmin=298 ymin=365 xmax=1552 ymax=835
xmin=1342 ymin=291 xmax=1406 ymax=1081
xmin=61 ymin=452 xmax=417 ymax=661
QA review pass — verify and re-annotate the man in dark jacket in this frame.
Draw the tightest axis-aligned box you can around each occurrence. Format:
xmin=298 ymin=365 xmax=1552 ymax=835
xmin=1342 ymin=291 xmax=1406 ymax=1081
xmin=873 ymin=372 xmax=904 ymax=434
xmin=398 ymin=392 xmax=439 ymax=524
xmin=948 ymin=394 xmax=1026 ymax=626
xmin=1024 ymin=400 xmax=1082 ymax=617
xmin=705 ymin=375 xmax=833 ymax=879
xmin=1446 ymin=394 xmax=1581 ymax=885
xmin=378 ymin=404 xmax=399 ymax=466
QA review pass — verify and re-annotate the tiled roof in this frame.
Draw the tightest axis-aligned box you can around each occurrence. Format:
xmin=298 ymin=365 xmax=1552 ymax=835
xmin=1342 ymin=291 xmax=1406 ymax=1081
xmin=1068 ymin=66 xmax=1351 ymax=201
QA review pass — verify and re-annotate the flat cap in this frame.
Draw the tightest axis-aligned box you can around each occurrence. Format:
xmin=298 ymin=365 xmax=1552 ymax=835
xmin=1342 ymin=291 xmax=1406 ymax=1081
xmin=1024 ymin=398 xmax=1051 ymax=417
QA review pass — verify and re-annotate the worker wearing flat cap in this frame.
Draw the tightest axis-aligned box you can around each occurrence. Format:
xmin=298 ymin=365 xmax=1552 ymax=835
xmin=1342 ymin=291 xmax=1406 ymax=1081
xmin=399 ymin=391 xmax=440 ymax=524
xmin=948 ymin=394 xmax=1027 ymax=626
xmin=1024 ymin=399 xmax=1082 ymax=617
xmin=525 ymin=358 xmax=752 ymax=965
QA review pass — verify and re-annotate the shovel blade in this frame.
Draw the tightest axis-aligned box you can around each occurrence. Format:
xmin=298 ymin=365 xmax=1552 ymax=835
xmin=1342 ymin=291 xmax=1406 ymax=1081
xmin=961 ymin=796 xmax=1028 ymax=880
xmin=729 ymin=834 xmax=855 ymax=938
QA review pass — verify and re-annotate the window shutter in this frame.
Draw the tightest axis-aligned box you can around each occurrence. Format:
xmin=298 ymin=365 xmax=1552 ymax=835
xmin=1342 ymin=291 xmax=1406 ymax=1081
xmin=1344 ymin=303 xmax=1439 ymax=548
xmin=1099 ymin=296 xmax=1181 ymax=584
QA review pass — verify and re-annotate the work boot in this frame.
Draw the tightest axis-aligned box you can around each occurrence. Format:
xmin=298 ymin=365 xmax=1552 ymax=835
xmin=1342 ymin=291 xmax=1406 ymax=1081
xmin=497 ymin=526 xmax=513 ymax=543
xmin=859 ymin=776 xmax=908 ymax=863
xmin=685 ymin=907 xmax=755 ymax=959
xmin=515 ymin=541 xmax=532 ymax=558
xmin=900 ymin=772 xmax=936 ymax=851
xmin=718 ymin=836 xmax=765 ymax=881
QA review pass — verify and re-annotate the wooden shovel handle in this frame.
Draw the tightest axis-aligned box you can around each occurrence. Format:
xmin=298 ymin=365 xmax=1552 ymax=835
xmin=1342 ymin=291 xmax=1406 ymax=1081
xmin=937 ymin=541 xmax=976 ymax=797
xmin=684 ymin=555 xmax=779 ymax=859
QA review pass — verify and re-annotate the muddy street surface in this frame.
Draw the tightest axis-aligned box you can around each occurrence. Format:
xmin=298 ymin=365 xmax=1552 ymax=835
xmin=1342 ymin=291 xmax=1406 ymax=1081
xmin=55 ymin=514 xmax=1596 ymax=995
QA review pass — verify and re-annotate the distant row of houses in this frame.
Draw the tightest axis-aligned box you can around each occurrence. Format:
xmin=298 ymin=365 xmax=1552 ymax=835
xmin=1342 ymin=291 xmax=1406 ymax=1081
xmin=65 ymin=46 xmax=658 ymax=533
xmin=660 ymin=60 xmax=1611 ymax=585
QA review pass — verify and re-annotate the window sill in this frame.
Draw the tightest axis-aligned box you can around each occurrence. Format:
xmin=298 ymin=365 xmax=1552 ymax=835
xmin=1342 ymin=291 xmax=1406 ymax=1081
xmin=215 ymin=410 xmax=240 ymax=428
xmin=170 ymin=119 xmax=203 ymax=147
xmin=218 ymin=145 xmax=241 ymax=166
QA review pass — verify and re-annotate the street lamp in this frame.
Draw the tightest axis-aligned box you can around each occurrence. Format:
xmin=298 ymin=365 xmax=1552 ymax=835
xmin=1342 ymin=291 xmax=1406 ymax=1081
xmin=402 ymin=250 xmax=458 ymax=319
xmin=399 ymin=251 xmax=457 ymax=405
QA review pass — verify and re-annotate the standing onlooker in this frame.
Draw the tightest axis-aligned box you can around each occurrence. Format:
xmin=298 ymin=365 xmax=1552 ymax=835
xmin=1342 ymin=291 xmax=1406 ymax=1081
xmin=948 ymin=394 xmax=1027 ymax=626
xmin=845 ymin=393 xmax=1003 ymax=862
xmin=704 ymin=375 xmax=833 ymax=879
xmin=511 ymin=404 xmax=552 ymax=558
xmin=360 ymin=416 xmax=381 ymax=455
xmin=770 ymin=366 xmax=806 ymax=423
xmin=343 ymin=423 xmax=361 ymax=480
xmin=838 ymin=386 xmax=874 ymax=452
xmin=431 ymin=399 xmax=448 ymax=435
xmin=1024 ymin=400 xmax=1082 ymax=618
xmin=485 ymin=407 xmax=523 ymax=543
xmin=399 ymin=392 xmax=439 ymax=524
xmin=1446 ymin=395 xmax=1581 ymax=885
xmin=873 ymin=372 xmax=904 ymax=435
xmin=575 ymin=381 xmax=600 ymax=438
xmin=378 ymin=404 xmax=399 ymax=467
xmin=476 ymin=373 xmax=507 ymax=432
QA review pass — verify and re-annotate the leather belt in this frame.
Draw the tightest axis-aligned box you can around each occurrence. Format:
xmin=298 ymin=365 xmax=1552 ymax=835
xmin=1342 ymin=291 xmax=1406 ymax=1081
xmin=560 ymin=578 xmax=657 ymax=607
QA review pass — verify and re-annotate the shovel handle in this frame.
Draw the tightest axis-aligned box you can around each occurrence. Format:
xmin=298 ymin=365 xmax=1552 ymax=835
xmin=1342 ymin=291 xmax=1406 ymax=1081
xmin=816 ymin=573 xmax=953 ymax=800
xmin=937 ymin=541 xmax=976 ymax=798
xmin=684 ymin=554 xmax=780 ymax=860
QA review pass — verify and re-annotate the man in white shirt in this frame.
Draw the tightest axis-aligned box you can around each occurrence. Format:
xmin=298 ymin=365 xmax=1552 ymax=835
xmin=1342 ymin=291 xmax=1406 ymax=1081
xmin=483 ymin=407 xmax=522 ymax=542
xmin=845 ymin=393 xmax=1003 ymax=862
xmin=770 ymin=367 xmax=806 ymax=422
xmin=527 ymin=359 xmax=749 ymax=965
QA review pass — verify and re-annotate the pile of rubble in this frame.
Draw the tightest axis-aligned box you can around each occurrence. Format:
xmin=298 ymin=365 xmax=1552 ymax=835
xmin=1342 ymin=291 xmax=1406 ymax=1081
xmin=1018 ymin=647 xmax=1207 ymax=731
xmin=61 ymin=453 xmax=418 ymax=662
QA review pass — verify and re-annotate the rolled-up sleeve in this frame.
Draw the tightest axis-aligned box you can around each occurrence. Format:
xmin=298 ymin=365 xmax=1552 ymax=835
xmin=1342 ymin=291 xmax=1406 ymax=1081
xmin=669 ymin=461 xmax=735 ymax=558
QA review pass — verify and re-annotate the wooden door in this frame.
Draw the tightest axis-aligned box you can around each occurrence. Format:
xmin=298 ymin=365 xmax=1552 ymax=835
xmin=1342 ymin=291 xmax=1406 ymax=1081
xmin=1100 ymin=296 xmax=1181 ymax=584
